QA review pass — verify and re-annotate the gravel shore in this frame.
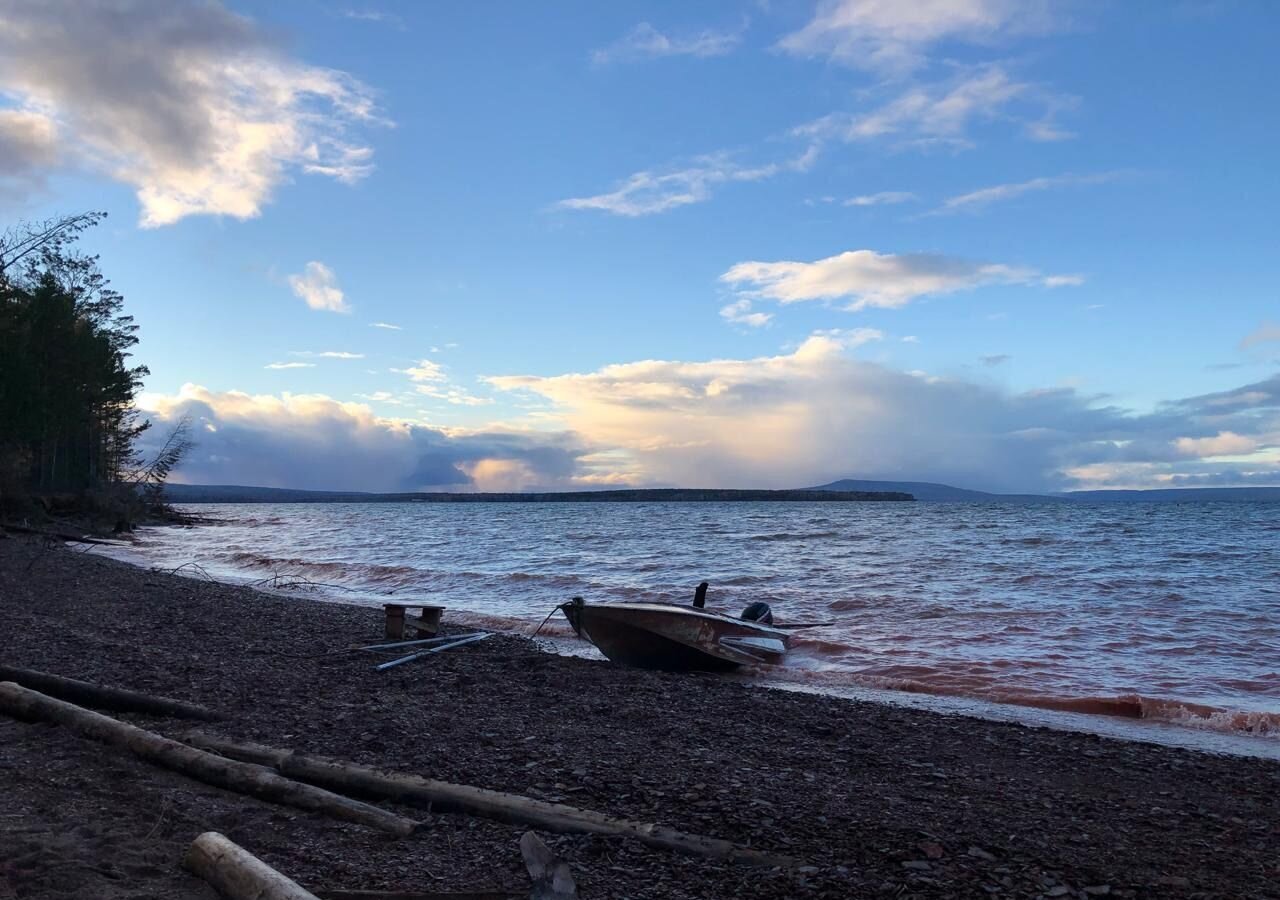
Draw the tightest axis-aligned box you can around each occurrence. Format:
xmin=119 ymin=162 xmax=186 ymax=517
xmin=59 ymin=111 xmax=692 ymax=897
xmin=2 ymin=533 xmax=1278 ymax=899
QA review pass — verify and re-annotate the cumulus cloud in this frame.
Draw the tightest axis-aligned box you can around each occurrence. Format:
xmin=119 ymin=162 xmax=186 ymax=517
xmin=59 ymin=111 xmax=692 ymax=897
xmin=592 ymin=21 xmax=744 ymax=64
xmin=0 ymin=0 xmax=385 ymax=226
xmin=933 ymin=171 xmax=1125 ymax=215
xmin=288 ymin=262 xmax=349 ymax=313
xmin=264 ymin=362 xmax=314 ymax=370
xmin=778 ymin=0 xmax=1058 ymax=75
xmin=138 ymin=352 xmax=1280 ymax=494
xmin=558 ymin=148 xmax=814 ymax=217
xmin=136 ymin=384 xmax=589 ymax=492
xmin=291 ymin=350 xmax=365 ymax=359
xmin=720 ymin=248 xmax=1074 ymax=311
xmin=487 ymin=339 xmax=1280 ymax=492
xmin=370 ymin=322 xmax=402 ymax=330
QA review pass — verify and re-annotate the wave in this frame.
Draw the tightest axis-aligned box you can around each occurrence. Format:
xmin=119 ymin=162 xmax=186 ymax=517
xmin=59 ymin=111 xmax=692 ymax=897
xmin=747 ymin=530 xmax=841 ymax=542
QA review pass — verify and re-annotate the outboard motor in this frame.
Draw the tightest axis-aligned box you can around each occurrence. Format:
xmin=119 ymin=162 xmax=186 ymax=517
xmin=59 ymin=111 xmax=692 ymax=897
xmin=692 ymin=581 xmax=709 ymax=609
xmin=740 ymin=601 xmax=774 ymax=625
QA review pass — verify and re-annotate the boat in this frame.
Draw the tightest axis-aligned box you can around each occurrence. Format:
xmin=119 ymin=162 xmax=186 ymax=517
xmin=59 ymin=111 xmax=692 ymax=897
xmin=557 ymin=595 xmax=791 ymax=672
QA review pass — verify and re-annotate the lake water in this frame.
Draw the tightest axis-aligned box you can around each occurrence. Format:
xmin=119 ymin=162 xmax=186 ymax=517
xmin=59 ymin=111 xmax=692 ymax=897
xmin=112 ymin=500 xmax=1280 ymax=754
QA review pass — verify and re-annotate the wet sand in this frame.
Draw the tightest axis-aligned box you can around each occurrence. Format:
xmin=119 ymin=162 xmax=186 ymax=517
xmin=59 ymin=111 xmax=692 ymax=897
xmin=2 ymin=534 xmax=1278 ymax=899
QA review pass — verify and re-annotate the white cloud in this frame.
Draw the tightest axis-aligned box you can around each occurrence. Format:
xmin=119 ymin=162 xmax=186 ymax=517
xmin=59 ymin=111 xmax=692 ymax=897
xmin=487 ymin=343 xmax=1280 ymax=492
xmin=265 ymin=361 xmax=315 ymax=370
xmin=558 ymin=148 xmax=814 ymax=217
xmin=1241 ymin=321 xmax=1280 ymax=350
xmin=291 ymin=350 xmax=365 ymax=359
xmin=901 ymin=335 xmax=920 ymax=343
xmin=934 ymin=171 xmax=1124 ymax=214
xmin=719 ymin=298 xmax=773 ymax=328
xmin=288 ymin=261 xmax=349 ymax=313
xmin=370 ymin=322 xmax=402 ymax=330
xmin=392 ymin=358 xmax=494 ymax=407
xmin=341 ymin=9 xmax=405 ymax=29
xmin=778 ymin=0 xmax=1057 ymax=75
xmin=845 ymin=191 xmax=917 ymax=207
xmin=414 ymin=385 xmax=494 ymax=407
xmin=0 ymin=1 xmax=385 ymax=226
xmin=592 ymin=21 xmax=744 ymax=64
xmin=720 ymin=248 xmax=1072 ymax=311
xmin=796 ymin=66 xmax=1067 ymax=150
xmin=136 ymin=384 xmax=588 ymax=491
xmin=1042 ymin=274 xmax=1085 ymax=288
xmin=1173 ymin=431 xmax=1260 ymax=459
xmin=395 ymin=359 xmax=446 ymax=383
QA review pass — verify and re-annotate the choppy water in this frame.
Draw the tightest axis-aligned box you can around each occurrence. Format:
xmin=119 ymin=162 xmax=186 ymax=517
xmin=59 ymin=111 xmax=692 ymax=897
xmin=114 ymin=501 xmax=1280 ymax=750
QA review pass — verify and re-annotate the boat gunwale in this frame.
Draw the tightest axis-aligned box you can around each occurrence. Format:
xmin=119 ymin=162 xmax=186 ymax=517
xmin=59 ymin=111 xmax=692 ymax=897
xmin=572 ymin=601 xmax=790 ymax=637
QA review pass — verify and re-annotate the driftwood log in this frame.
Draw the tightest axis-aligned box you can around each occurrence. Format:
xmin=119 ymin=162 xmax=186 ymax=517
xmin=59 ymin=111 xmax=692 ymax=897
xmin=0 ymin=683 xmax=418 ymax=837
xmin=0 ymin=664 xmax=221 ymax=721
xmin=185 ymin=831 xmax=321 ymax=900
xmin=315 ymin=892 xmax=521 ymax=900
xmin=0 ymin=522 xmax=115 ymax=545
xmin=183 ymin=733 xmax=794 ymax=867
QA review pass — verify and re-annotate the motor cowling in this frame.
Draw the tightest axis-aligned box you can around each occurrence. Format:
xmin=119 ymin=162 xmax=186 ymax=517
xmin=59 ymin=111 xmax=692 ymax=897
xmin=740 ymin=601 xmax=774 ymax=624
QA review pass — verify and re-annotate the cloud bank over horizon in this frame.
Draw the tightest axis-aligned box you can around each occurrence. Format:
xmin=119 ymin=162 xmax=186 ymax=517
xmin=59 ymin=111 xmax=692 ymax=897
xmin=137 ymin=384 xmax=593 ymax=493
xmin=137 ymin=344 xmax=1280 ymax=495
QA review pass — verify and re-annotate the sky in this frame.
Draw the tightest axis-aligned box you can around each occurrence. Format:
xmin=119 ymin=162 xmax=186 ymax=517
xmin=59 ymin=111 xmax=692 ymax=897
xmin=1 ymin=0 xmax=1278 ymax=493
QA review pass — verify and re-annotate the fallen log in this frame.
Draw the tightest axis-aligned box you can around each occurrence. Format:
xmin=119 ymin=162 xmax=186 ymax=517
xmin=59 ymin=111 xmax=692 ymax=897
xmin=315 ymin=892 xmax=521 ymax=900
xmin=0 ymin=683 xmax=418 ymax=837
xmin=182 ymin=733 xmax=794 ymax=868
xmin=0 ymin=664 xmax=221 ymax=721
xmin=0 ymin=522 xmax=115 ymax=545
xmin=185 ymin=831 xmax=321 ymax=900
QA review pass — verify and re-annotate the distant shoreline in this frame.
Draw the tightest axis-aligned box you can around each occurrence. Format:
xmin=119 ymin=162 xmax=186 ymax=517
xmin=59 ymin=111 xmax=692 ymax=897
xmin=162 ymin=485 xmax=915 ymax=504
xmin=163 ymin=481 xmax=1280 ymax=504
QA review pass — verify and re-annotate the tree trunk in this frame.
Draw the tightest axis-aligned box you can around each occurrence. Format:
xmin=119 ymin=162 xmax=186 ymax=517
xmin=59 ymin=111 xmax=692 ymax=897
xmin=0 ymin=665 xmax=221 ymax=721
xmin=184 ymin=831 xmax=322 ymax=900
xmin=0 ymin=683 xmax=418 ymax=837
xmin=182 ymin=733 xmax=793 ymax=868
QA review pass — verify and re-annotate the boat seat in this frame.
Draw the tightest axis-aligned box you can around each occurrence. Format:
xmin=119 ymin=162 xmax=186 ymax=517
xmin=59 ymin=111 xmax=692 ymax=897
xmin=383 ymin=603 xmax=445 ymax=640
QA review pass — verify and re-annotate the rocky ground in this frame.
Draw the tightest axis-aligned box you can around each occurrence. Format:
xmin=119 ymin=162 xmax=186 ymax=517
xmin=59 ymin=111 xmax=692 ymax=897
xmin=1 ymin=532 xmax=1278 ymax=899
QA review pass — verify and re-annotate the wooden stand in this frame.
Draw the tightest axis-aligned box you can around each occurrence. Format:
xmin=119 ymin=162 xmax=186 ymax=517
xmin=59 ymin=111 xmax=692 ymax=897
xmin=383 ymin=603 xmax=445 ymax=640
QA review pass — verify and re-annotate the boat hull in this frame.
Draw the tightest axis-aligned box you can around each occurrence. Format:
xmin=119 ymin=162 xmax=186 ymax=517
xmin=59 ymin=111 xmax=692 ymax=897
xmin=562 ymin=602 xmax=789 ymax=672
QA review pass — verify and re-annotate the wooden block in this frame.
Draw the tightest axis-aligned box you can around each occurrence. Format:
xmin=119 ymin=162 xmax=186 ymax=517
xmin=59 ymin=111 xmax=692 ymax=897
xmin=383 ymin=604 xmax=407 ymax=640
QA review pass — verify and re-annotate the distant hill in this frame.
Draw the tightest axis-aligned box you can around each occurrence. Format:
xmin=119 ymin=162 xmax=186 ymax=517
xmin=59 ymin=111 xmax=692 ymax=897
xmin=162 ymin=484 xmax=914 ymax=504
xmin=1063 ymin=486 xmax=1280 ymax=502
xmin=812 ymin=479 xmax=1280 ymax=502
xmin=811 ymin=479 xmax=1058 ymax=503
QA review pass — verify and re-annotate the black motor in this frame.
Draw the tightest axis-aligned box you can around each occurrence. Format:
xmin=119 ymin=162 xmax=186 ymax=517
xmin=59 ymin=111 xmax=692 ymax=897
xmin=740 ymin=601 xmax=774 ymax=624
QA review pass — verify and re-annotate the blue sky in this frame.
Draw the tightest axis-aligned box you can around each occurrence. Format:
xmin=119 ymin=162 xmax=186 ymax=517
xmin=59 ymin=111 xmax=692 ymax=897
xmin=2 ymin=1 xmax=1278 ymax=492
